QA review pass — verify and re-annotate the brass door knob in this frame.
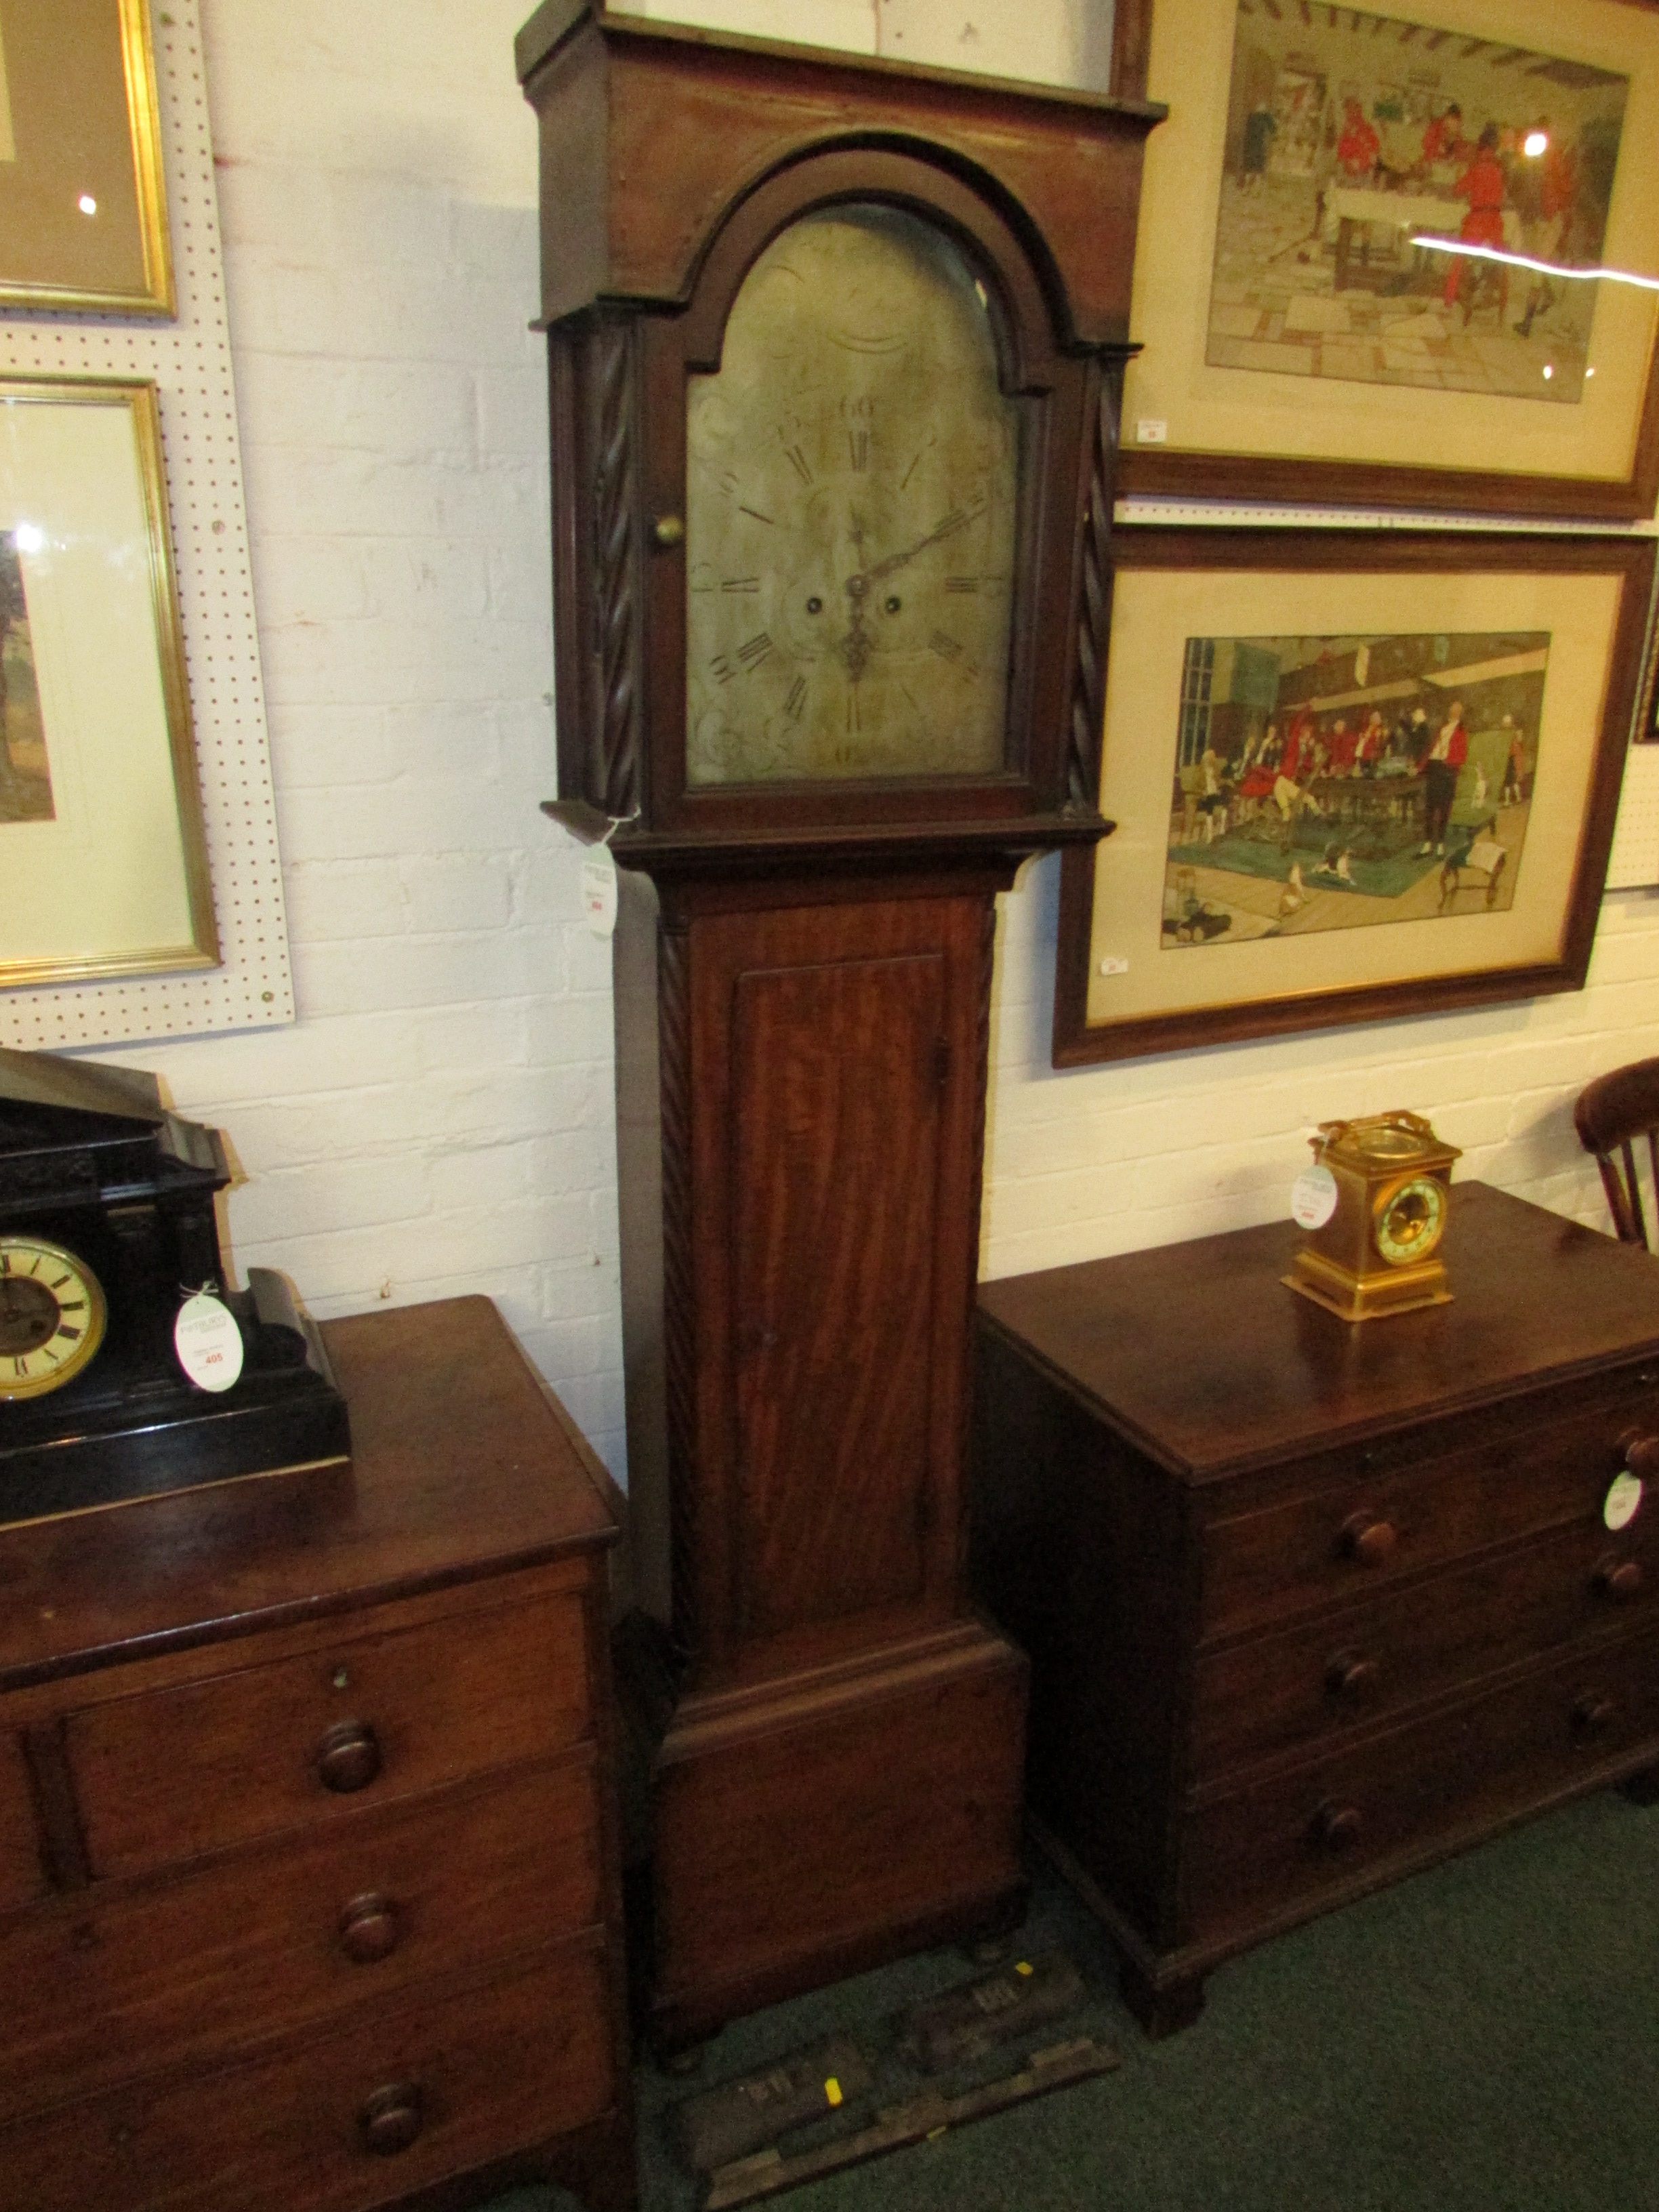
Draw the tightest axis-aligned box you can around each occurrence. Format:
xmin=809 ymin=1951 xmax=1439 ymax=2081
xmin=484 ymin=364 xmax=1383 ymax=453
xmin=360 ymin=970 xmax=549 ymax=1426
xmin=359 ymin=2083 xmax=423 ymax=2156
xmin=316 ymin=1719 xmax=382 ymax=1793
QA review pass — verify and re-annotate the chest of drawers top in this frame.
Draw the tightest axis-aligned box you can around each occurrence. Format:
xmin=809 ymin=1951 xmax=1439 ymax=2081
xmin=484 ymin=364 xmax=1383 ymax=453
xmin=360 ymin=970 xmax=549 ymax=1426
xmin=977 ymin=1182 xmax=1659 ymax=1485
xmin=0 ymin=1295 xmax=619 ymax=1696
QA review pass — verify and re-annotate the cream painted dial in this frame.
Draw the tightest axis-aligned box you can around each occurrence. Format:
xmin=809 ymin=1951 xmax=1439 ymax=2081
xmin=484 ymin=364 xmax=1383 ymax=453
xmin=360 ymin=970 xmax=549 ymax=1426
xmin=684 ymin=203 xmax=1024 ymax=785
xmin=0 ymin=1235 xmax=107 ymax=1399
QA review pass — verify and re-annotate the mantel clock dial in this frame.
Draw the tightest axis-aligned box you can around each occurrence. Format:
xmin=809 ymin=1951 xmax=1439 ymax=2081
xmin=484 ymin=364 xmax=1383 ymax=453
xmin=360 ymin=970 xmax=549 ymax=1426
xmin=1 ymin=1044 xmax=350 ymax=1523
xmin=1287 ymin=1111 xmax=1463 ymax=1323
xmin=0 ymin=1236 xmax=107 ymax=1400
xmin=684 ymin=205 xmax=1023 ymax=787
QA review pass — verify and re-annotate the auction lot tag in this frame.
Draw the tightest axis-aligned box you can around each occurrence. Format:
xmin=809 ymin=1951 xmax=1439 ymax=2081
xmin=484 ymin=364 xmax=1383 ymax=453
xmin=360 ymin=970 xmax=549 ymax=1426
xmin=1605 ymin=1470 xmax=1643 ymax=1532
xmin=175 ymin=1291 xmax=245 ymax=1393
xmin=1292 ymin=1164 xmax=1338 ymax=1230
xmin=581 ymin=847 xmax=619 ymax=937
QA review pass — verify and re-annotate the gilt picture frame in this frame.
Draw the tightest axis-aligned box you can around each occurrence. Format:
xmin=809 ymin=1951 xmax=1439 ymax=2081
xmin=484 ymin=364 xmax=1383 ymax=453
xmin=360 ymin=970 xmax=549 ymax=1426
xmin=0 ymin=0 xmax=174 ymax=316
xmin=1052 ymin=527 xmax=1654 ymax=1066
xmin=1115 ymin=0 xmax=1659 ymax=518
xmin=0 ymin=375 xmax=218 ymax=989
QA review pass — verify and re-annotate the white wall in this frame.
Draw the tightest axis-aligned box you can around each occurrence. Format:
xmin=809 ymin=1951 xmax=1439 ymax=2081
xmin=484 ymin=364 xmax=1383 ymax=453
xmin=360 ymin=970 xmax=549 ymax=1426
xmin=129 ymin=0 xmax=1657 ymax=1487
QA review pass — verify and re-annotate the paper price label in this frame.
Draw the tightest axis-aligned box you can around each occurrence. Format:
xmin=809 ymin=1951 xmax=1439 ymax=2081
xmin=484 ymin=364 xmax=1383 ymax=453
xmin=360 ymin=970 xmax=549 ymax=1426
xmin=174 ymin=1290 xmax=245 ymax=1393
xmin=1605 ymin=1470 xmax=1643 ymax=1532
xmin=581 ymin=847 xmax=619 ymax=938
xmin=1291 ymin=1164 xmax=1338 ymax=1229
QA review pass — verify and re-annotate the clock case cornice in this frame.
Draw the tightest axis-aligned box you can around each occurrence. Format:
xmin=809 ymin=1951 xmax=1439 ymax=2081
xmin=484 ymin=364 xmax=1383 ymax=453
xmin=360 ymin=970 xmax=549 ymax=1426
xmin=518 ymin=7 xmax=1165 ymax=874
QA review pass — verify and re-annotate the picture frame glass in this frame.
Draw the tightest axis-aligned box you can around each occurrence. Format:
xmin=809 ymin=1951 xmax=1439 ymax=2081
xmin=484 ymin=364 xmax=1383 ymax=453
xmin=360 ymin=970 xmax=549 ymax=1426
xmin=1060 ymin=540 xmax=1643 ymax=1059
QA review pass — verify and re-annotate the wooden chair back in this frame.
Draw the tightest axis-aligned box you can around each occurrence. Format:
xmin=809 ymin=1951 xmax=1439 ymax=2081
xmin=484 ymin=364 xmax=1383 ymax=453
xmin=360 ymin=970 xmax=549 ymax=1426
xmin=1574 ymin=1057 xmax=1659 ymax=1248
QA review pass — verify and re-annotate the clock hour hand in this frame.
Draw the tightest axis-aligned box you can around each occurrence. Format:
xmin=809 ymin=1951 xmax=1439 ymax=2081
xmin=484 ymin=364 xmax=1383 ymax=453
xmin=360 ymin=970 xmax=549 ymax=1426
xmin=855 ymin=497 xmax=985 ymax=588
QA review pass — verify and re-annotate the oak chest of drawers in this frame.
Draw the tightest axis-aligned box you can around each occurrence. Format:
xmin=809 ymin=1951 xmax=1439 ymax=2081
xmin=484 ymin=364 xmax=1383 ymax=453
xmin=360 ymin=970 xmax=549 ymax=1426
xmin=0 ymin=1296 xmax=634 ymax=2212
xmin=970 ymin=1184 xmax=1659 ymax=2036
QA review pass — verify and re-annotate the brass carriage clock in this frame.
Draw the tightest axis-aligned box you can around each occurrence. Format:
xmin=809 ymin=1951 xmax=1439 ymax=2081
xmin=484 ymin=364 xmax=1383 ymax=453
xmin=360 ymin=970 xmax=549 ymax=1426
xmin=517 ymin=1 xmax=1162 ymax=2045
xmin=1287 ymin=1111 xmax=1463 ymax=1322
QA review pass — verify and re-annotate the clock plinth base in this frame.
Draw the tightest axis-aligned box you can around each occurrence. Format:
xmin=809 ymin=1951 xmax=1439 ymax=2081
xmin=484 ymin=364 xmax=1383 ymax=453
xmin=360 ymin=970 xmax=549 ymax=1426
xmin=1284 ymin=1248 xmax=1452 ymax=1323
xmin=622 ymin=1618 xmax=1029 ymax=2050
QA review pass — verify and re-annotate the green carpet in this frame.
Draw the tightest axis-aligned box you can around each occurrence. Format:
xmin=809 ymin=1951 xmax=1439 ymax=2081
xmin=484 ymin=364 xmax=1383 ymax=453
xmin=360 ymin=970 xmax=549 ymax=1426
xmin=487 ymin=1785 xmax=1659 ymax=2212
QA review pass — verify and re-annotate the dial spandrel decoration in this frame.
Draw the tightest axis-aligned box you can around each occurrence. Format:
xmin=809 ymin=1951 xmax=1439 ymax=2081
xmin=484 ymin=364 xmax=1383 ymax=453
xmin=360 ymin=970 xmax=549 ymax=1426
xmin=0 ymin=1235 xmax=107 ymax=1400
xmin=685 ymin=203 xmax=1024 ymax=786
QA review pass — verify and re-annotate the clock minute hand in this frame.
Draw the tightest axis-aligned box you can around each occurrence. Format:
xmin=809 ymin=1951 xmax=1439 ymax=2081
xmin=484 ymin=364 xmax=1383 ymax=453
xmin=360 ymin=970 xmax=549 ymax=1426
xmin=859 ymin=499 xmax=985 ymax=586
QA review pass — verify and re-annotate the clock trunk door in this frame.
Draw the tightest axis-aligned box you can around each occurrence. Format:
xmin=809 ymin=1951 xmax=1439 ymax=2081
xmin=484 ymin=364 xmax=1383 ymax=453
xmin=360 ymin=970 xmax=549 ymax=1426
xmin=689 ymin=893 xmax=983 ymax=1681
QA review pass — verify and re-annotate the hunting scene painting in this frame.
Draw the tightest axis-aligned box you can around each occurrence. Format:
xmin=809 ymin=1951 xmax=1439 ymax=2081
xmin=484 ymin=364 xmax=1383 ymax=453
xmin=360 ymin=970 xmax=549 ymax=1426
xmin=1211 ymin=2 xmax=1629 ymax=406
xmin=1161 ymin=626 xmax=1547 ymax=949
xmin=0 ymin=535 xmax=52 ymax=825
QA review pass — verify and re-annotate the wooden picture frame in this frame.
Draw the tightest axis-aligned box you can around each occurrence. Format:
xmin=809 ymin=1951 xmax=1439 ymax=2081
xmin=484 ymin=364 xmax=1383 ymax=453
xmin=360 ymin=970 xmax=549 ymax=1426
xmin=0 ymin=0 xmax=173 ymax=317
xmin=1052 ymin=525 xmax=1655 ymax=1065
xmin=1 ymin=375 xmax=218 ymax=988
xmin=1115 ymin=0 xmax=1659 ymax=518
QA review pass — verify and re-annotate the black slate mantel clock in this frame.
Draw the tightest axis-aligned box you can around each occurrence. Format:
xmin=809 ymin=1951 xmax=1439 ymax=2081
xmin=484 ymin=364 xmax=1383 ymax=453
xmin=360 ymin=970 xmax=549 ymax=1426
xmin=0 ymin=1048 xmax=349 ymax=1524
xmin=517 ymin=0 xmax=1163 ymax=2046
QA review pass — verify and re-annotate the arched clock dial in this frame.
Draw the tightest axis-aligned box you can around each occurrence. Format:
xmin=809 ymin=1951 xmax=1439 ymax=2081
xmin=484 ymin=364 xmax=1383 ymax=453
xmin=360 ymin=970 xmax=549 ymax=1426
xmin=684 ymin=203 xmax=1025 ymax=786
xmin=0 ymin=1235 xmax=107 ymax=1400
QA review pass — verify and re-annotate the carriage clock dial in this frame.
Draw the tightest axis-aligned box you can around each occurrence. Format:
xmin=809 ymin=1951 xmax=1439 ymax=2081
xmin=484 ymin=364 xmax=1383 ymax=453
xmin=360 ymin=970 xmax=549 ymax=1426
xmin=0 ymin=1235 xmax=107 ymax=1399
xmin=1373 ymin=1173 xmax=1448 ymax=1267
xmin=684 ymin=203 xmax=1024 ymax=786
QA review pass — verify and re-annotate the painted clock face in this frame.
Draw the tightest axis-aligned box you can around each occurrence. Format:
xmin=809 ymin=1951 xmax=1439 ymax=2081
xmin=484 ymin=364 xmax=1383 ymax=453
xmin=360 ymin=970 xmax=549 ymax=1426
xmin=0 ymin=1235 xmax=108 ymax=1400
xmin=1372 ymin=1175 xmax=1448 ymax=1267
xmin=684 ymin=202 xmax=1025 ymax=786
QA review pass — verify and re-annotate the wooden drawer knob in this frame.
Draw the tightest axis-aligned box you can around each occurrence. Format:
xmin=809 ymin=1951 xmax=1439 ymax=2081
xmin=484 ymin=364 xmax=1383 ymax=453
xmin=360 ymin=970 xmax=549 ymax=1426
xmin=1312 ymin=1802 xmax=1364 ymax=1853
xmin=1324 ymin=1651 xmax=1380 ymax=1702
xmin=337 ymin=1891 xmax=400 ymax=1964
xmin=1340 ymin=1513 xmax=1396 ymax=1568
xmin=316 ymin=1719 xmax=382 ymax=1794
xmin=1572 ymin=1695 xmax=1616 ymax=1738
xmin=1593 ymin=1558 xmax=1643 ymax=1603
xmin=1620 ymin=1431 xmax=1659 ymax=1479
xmin=359 ymin=2082 xmax=423 ymax=2157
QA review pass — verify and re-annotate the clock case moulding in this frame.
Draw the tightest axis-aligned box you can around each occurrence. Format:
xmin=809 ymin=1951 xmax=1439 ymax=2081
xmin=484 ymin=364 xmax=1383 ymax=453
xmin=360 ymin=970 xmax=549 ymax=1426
xmin=517 ymin=3 xmax=1164 ymax=2047
xmin=0 ymin=1049 xmax=349 ymax=1525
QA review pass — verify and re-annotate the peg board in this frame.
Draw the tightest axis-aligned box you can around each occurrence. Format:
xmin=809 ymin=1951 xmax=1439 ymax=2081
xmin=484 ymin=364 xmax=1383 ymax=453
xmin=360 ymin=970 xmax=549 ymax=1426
xmin=0 ymin=0 xmax=293 ymax=1052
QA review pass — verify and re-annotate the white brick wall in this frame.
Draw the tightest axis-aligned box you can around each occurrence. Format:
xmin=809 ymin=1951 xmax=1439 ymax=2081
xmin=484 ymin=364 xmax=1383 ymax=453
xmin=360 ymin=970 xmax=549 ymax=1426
xmin=102 ymin=0 xmax=1656 ymax=1490
xmin=122 ymin=0 xmax=626 ymax=1469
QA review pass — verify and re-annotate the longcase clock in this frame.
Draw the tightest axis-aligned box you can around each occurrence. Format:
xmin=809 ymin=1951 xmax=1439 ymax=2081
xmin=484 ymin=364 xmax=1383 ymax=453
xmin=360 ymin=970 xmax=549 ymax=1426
xmin=517 ymin=0 xmax=1162 ymax=2047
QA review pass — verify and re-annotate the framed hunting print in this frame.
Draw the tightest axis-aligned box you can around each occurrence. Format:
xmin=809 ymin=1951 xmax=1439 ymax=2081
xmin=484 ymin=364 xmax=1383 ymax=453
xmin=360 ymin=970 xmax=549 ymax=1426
xmin=1116 ymin=0 xmax=1659 ymax=516
xmin=1052 ymin=526 xmax=1654 ymax=1065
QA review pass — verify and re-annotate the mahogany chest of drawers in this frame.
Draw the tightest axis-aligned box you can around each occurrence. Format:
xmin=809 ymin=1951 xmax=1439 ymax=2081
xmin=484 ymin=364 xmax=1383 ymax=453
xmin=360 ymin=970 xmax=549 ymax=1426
xmin=0 ymin=1296 xmax=634 ymax=2211
xmin=970 ymin=1184 xmax=1659 ymax=2035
